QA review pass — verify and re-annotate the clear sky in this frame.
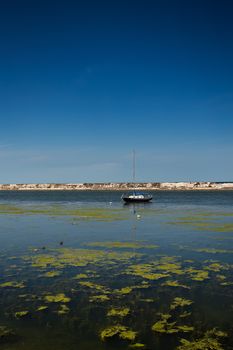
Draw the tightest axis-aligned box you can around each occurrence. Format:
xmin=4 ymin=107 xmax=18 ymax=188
xmin=0 ymin=0 xmax=233 ymax=183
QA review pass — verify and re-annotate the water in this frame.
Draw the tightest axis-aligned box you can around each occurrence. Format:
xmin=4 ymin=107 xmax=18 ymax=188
xmin=0 ymin=190 xmax=233 ymax=349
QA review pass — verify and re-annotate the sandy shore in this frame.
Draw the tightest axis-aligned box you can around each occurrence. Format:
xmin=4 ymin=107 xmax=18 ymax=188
xmin=0 ymin=182 xmax=233 ymax=191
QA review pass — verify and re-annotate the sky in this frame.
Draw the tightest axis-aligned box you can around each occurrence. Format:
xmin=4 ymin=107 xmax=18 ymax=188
xmin=0 ymin=0 xmax=233 ymax=183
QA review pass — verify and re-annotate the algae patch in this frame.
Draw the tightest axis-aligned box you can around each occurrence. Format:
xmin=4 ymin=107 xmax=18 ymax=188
xmin=44 ymin=293 xmax=70 ymax=303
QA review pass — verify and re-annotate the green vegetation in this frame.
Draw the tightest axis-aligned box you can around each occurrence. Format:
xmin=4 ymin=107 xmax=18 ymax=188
xmin=170 ymin=297 xmax=193 ymax=310
xmin=44 ymin=293 xmax=71 ymax=303
xmin=15 ymin=311 xmax=29 ymax=318
xmin=57 ymin=304 xmax=70 ymax=314
xmin=0 ymin=325 xmax=16 ymax=342
xmin=43 ymin=271 xmax=61 ymax=277
xmin=36 ymin=306 xmax=48 ymax=311
xmin=162 ymin=280 xmax=190 ymax=289
xmin=168 ymin=212 xmax=233 ymax=233
xmin=129 ymin=343 xmax=146 ymax=348
xmin=85 ymin=241 xmax=159 ymax=249
xmin=176 ymin=329 xmax=227 ymax=350
xmin=89 ymin=294 xmax=110 ymax=302
xmin=0 ymin=281 xmax=25 ymax=288
xmin=107 ymin=307 xmax=130 ymax=317
xmin=0 ymin=204 xmax=127 ymax=221
xmin=100 ymin=325 xmax=137 ymax=341
xmin=186 ymin=268 xmax=209 ymax=281
xmin=151 ymin=313 xmax=194 ymax=334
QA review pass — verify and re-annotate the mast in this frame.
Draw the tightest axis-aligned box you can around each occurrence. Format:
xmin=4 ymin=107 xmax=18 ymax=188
xmin=133 ymin=149 xmax=135 ymax=193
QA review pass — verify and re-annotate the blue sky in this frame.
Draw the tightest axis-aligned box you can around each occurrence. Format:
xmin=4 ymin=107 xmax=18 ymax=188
xmin=0 ymin=0 xmax=233 ymax=183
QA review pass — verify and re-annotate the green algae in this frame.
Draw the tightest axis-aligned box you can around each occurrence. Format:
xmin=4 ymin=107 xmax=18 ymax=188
xmin=24 ymin=247 xmax=140 ymax=270
xmin=36 ymin=306 xmax=48 ymax=311
xmin=0 ymin=281 xmax=25 ymax=288
xmin=179 ymin=311 xmax=191 ymax=318
xmin=151 ymin=314 xmax=179 ymax=334
xmin=162 ymin=280 xmax=190 ymax=289
xmin=15 ymin=311 xmax=29 ymax=318
xmin=129 ymin=343 xmax=146 ymax=348
xmin=0 ymin=325 xmax=16 ymax=343
xmin=168 ymin=211 xmax=233 ymax=233
xmin=152 ymin=313 xmax=194 ymax=335
xmin=85 ymin=241 xmax=159 ymax=249
xmin=186 ymin=268 xmax=209 ymax=281
xmin=120 ymin=329 xmax=137 ymax=341
xmin=194 ymin=248 xmax=233 ymax=254
xmin=79 ymin=281 xmax=109 ymax=294
xmin=100 ymin=325 xmax=137 ymax=342
xmin=107 ymin=307 xmax=130 ymax=317
xmin=176 ymin=328 xmax=227 ymax=350
xmin=73 ymin=273 xmax=88 ymax=279
xmin=43 ymin=271 xmax=61 ymax=277
xmin=116 ymin=286 xmax=133 ymax=294
xmin=57 ymin=304 xmax=70 ymax=315
xmin=0 ymin=204 xmax=127 ymax=221
xmin=44 ymin=293 xmax=71 ymax=303
xmin=126 ymin=263 xmax=170 ymax=281
xmin=170 ymin=297 xmax=193 ymax=310
xmin=89 ymin=294 xmax=110 ymax=302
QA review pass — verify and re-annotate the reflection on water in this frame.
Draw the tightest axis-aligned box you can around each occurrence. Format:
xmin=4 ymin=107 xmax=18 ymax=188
xmin=0 ymin=190 xmax=233 ymax=349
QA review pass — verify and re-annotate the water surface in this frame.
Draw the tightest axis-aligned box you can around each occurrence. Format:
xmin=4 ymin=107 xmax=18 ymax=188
xmin=0 ymin=190 xmax=233 ymax=349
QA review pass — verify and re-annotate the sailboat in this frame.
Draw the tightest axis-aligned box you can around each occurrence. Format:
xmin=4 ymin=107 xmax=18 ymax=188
xmin=121 ymin=151 xmax=153 ymax=203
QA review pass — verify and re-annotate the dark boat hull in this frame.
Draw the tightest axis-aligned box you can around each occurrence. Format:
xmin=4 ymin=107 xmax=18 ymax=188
xmin=122 ymin=196 xmax=153 ymax=203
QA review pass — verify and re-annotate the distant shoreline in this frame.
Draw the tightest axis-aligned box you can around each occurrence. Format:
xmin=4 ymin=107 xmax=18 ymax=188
xmin=0 ymin=182 xmax=233 ymax=191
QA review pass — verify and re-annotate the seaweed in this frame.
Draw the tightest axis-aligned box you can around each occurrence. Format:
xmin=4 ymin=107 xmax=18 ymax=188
xmin=0 ymin=281 xmax=25 ymax=288
xmin=170 ymin=297 xmax=193 ymax=310
xmin=15 ymin=311 xmax=29 ymax=318
xmin=176 ymin=328 xmax=227 ymax=350
xmin=44 ymin=293 xmax=71 ymax=303
xmin=85 ymin=241 xmax=158 ymax=249
xmin=100 ymin=325 xmax=137 ymax=341
xmin=107 ymin=307 xmax=130 ymax=317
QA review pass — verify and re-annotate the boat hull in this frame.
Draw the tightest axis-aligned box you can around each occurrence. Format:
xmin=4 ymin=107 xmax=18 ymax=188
xmin=122 ymin=196 xmax=153 ymax=203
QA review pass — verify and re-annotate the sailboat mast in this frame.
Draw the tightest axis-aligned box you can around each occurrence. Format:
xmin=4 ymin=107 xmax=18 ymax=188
xmin=133 ymin=149 xmax=135 ymax=193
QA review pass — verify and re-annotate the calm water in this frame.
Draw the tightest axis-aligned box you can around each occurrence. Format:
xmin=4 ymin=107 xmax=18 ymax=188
xmin=0 ymin=190 xmax=233 ymax=349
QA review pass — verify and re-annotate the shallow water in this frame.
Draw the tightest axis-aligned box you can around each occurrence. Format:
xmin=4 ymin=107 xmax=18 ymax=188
xmin=0 ymin=190 xmax=233 ymax=349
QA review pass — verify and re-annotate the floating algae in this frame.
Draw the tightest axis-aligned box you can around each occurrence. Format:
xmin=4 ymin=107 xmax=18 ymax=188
xmin=168 ymin=212 xmax=233 ymax=232
xmin=204 ymin=262 xmax=229 ymax=272
xmin=129 ymin=344 xmax=146 ymax=348
xmin=89 ymin=294 xmax=110 ymax=302
xmin=120 ymin=329 xmax=137 ymax=341
xmin=162 ymin=280 xmax=190 ymax=289
xmin=186 ymin=268 xmax=209 ymax=281
xmin=170 ymin=297 xmax=193 ymax=310
xmin=15 ymin=311 xmax=29 ymax=318
xmin=179 ymin=311 xmax=191 ymax=318
xmin=100 ymin=325 xmax=137 ymax=342
xmin=73 ymin=273 xmax=88 ymax=279
xmin=57 ymin=304 xmax=70 ymax=315
xmin=23 ymin=247 xmax=141 ymax=270
xmin=176 ymin=328 xmax=227 ymax=350
xmin=44 ymin=293 xmax=71 ymax=303
xmin=116 ymin=287 xmax=134 ymax=295
xmin=79 ymin=281 xmax=109 ymax=294
xmin=0 ymin=204 xmax=127 ymax=221
xmin=194 ymin=248 xmax=233 ymax=254
xmin=107 ymin=307 xmax=130 ymax=317
xmin=126 ymin=263 xmax=170 ymax=281
xmin=85 ymin=241 xmax=159 ymax=249
xmin=43 ymin=271 xmax=61 ymax=278
xmin=152 ymin=313 xmax=194 ymax=334
xmin=0 ymin=325 xmax=17 ymax=343
xmin=36 ymin=306 xmax=48 ymax=312
xmin=0 ymin=281 xmax=25 ymax=288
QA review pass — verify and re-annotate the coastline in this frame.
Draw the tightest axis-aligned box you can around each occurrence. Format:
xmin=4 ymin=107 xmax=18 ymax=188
xmin=0 ymin=182 xmax=233 ymax=191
